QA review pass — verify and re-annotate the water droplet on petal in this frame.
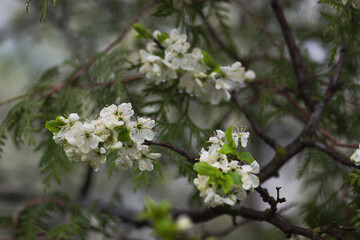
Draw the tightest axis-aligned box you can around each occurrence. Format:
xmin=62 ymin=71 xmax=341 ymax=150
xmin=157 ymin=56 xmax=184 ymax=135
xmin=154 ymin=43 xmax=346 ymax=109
xmin=94 ymin=167 xmax=99 ymax=172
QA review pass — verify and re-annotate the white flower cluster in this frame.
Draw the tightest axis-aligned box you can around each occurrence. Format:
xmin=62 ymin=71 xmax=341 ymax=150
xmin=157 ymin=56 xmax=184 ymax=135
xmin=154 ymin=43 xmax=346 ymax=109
xmin=193 ymin=128 xmax=260 ymax=207
xmin=350 ymin=144 xmax=360 ymax=166
xmin=51 ymin=103 xmax=160 ymax=171
xmin=139 ymin=29 xmax=256 ymax=104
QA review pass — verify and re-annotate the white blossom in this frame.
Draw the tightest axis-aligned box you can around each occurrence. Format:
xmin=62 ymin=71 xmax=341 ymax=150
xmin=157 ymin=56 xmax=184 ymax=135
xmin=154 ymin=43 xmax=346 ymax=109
xmin=137 ymin=28 xmax=256 ymax=105
xmin=350 ymin=145 xmax=360 ymax=166
xmin=232 ymin=127 xmax=250 ymax=148
xmin=239 ymin=161 xmax=260 ymax=190
xmin=130 ymin=117 xmax=155 ymax=143
xmin=245 ymin=70 xmax=256 ymax=80
xmin=65 ymin=122 xmax=103 ymax=153
xmin=50 ymin=103 xmax=159 ymax=172
xmin=193 ymin=127 xmax=260 ymax=207
xmin=116 ymin=155 xmax=133 ymax=170
xmin=175 ymin=215 xmax=193 ymax=231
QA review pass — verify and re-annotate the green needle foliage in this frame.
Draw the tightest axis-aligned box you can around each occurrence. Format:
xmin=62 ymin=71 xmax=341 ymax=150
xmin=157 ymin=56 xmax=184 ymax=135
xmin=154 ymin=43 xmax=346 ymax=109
xmin=0 ymin=0 xmax=360 ymax=239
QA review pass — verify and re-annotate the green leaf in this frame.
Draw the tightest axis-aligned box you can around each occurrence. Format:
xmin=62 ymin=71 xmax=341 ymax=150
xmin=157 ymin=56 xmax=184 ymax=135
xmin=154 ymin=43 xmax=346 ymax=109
xmin=220 ymin=144 xmax=238 ymax=156
xmin=133 ymin=23 xmax=152 ymax=39
xmin=45 ymin=116 xmax=66 ymax=133
xmin=225 ymin=126 xmax=236 ymax=148
xmin=194 ymin=162 xmax=234 ymax=194
xmin=229 ymin=172 xmax=242 ymax=187
xmin=115 ymin=125 xmax=131 ymax=142
xmin=156 ymin=32 xmax=169 ymax=44
xmin=45 ymin=120 xmax=62 ymax=133
xmin=221 ymin=174 xmax=233 ymax=194
xmin=193 ymin=162 xmax=221 ymax=178
xmin=201 ymin=51 xmax=216 ymax=70
xmin=236 ymin=152 xmax=255 ymax=164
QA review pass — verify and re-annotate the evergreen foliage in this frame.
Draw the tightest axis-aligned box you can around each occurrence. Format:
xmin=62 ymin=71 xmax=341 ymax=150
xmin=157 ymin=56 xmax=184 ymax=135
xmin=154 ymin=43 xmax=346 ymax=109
xmin=0 ymin=0 xmax=359 ymax=239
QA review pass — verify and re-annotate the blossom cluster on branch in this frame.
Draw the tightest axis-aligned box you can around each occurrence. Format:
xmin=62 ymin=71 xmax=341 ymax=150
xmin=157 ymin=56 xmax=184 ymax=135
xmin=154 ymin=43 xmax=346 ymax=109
xmin=193 ymin=126 xmax=260 ymax=207
xmin=136 ymin=27 xmax=256 ymax=104
xmin=46 ymin=103 xmax=160 ymax=171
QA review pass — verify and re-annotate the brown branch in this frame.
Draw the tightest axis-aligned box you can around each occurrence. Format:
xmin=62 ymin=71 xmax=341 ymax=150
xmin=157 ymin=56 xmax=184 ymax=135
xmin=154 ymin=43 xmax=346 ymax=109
xmin=144 ymin=140 xmax=197 ymax=164
xmin=12 ymin=198 xmax=66 ymax=229
xmin=271 ymin=0 xmax=315 ymax=111
xmin=255 ymin=186 xmax=286 ymax=215
xmin=231 ymin=92 xmax=282 ymax=150
xmin=259 ymin=138 xmax=305 ymax=182
xmin=78 ymin=165 xmax=94 ymax=201
xmin=277 ymin=82 xmax=358 ymax=149
xmin=324 ymin=48 xmax=346 ymax=103
xmin=92 ymin=201 xmax=326 ymax=239
xmin=311 ymin=142 xmax=356 ymax=167
xmin=317 ymin=127 xmax=358 ymax=149
xmin=231 ymin=0 xmax=280 ymax=47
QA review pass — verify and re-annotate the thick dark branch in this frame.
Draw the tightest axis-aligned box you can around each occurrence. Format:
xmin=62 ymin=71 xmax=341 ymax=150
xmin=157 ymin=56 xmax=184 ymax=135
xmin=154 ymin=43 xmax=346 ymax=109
xmin=311 ymin=142 xmax=356 ymax=167
xmin=271 ymin=0 xmax=315 ymax=111
xmin=177 ymin=206 xmax=323 ymax=239
xmin=97 ymin=202 xmax=320 ymax=239
xmin=78 ymin=165 xmax=94 ymax=201
xmin=144 ymin=140 xmax=197 ymax=163
xmin=259 ymin=136 xmax=305 ymax=182
xmin=231 ymin=93 xmax=282 ymax=150
xmin=255 ymin=186 xmax=286 ymax=215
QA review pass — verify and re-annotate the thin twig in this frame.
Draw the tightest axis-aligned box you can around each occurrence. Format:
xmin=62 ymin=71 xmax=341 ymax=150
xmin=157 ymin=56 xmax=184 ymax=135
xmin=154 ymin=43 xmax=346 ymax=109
xmin=311 ymin=142 xmax=356 ymax=167
xmin=0 ymin=93 xmax=28 ymax=107
xmin=231 ymin=0 xmax=280 ymax=47
xmin=144 ymin=140 xmax=197 ymax=163
xmin=255 ymin=186 xmax=286 ymax=215
xmin=44 ymin=0 xmax=155 ymax=98
xmin=12 ymin=198 xmax=66 ymax=229
xmin=198 ymin=11 xmax=243 ymax=64
xmin=231 ymin=92 xmax=281 ymax=150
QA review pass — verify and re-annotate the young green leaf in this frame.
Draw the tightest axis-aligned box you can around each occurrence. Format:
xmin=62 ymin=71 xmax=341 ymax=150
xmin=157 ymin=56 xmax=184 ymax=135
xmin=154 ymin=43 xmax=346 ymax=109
xmin=133 ymin=23 xmax=152 ymax=39
xmin=45 ymin=120 xmax=63 ymax=133
xmin=194 ymin=162 xmax=221 ymax=178
xmin=228 ymin=172 xmax=242 ymax=187
xmin=220 ymin=144 xmax=238 ymax=156
xmin=220 ymin=174 xmax=233 ymax=194
xmin=201 ymin=51 xmax=216 ymax=70
xmin=225 ymin=126 xmax=236 ymax=148
xmin=156 ymin=32 xmax=169 ymax=44
xmin=115 ymin=125 xmax=131 ymax=142
xmin=236 ymin=152 xmax=255 ymax=164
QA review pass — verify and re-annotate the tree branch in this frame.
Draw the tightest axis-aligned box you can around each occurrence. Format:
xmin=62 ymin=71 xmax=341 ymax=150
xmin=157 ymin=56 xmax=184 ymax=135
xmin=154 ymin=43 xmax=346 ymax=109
xmin=78 ymin=165 xmax=94 ymax=201
xmin=255 ymin=186 xmax=286 ymax=215
xmin=144 ymin=140 xmax=197 ymax=164
xmin=311 ymin=141 xmax=356 ymax=167
xmin=100 ymin=202 xmax=354 ymax=240
xmin=231 ymin=92 xmax=282 ymax=150
xmin=271 ymin=0 xmax=315 ymax=111
xmin=43 ymin=0 xmax=154 ymax=99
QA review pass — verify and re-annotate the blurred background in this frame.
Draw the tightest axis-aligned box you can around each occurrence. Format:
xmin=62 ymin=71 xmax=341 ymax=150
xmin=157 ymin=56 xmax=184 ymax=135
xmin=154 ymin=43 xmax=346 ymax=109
xmin=0 ymin=0 xmax=348 ymax=239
